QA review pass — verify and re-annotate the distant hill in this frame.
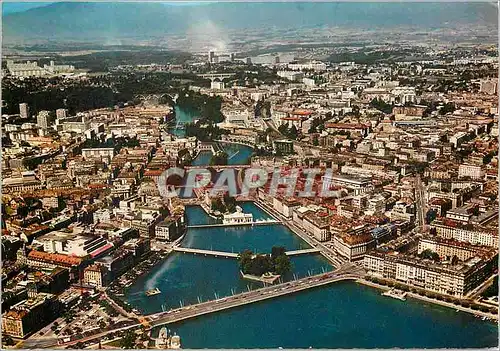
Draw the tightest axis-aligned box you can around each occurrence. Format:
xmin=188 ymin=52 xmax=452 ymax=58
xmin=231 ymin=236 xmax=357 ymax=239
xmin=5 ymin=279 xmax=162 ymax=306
xmin=3 ymin=2 xmax=497 ymax=45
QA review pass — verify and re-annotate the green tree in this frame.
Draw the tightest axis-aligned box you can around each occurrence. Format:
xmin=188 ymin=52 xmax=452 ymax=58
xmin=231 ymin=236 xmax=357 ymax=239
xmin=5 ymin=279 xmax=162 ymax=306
xmin=271 ymin=246 xmax=286 ymax=261
xmin=419 ymin=249 xmax=440 ymax=262
xmin=274 ymin=255 xmax=292 ymax=275
xmin=238 ymin=250 xmax=254 ymax=273
xmin=210 ymin=151 xmax=228 ymax=166
xmin=289 ymin=125 xmax=298 ymax=140
xmin=119 ymin=330 xmax=136 ymax=349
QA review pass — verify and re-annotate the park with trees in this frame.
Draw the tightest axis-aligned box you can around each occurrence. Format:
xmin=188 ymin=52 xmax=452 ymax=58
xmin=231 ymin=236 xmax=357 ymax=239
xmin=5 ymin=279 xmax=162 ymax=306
xmin=238 ymin=246 xmax=292 ymax=277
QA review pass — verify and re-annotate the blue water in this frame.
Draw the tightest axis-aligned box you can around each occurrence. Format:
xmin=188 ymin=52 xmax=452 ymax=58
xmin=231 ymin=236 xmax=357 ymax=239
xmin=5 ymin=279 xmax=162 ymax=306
xmin=126 ymin=252 xmax=331 ymax=315
xmin=126 ymin=202 xmax=498 ymax=348
xmin=125 ymin=203 xmax=322 ymax=314
xmin=192 ymin=151 xmax=212 ymax=166
xmin=182 ymin=204 xmax=308 ymax=253
xmin=167 ymin=282 xmax=498 ymax=349
xmin=172 ymin=106 xmax=254 ymax=165
xmin=169 ymin=106 xmax=199 ymax=137
xmin=192 ymin=142 xmax=254 ymax=166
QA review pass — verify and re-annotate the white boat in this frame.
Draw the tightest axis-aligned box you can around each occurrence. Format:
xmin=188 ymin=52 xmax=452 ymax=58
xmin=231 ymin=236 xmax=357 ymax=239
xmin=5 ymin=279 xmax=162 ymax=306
xmin=382 ymin=289 xmax=407 ymax=301
xmin=145 ymin=288 xmax=161 ymax=297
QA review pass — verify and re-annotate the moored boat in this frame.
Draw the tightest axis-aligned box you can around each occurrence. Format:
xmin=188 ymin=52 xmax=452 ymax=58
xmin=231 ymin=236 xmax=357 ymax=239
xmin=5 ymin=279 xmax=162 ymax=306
xmin=146 ymin=287 xmax=161 ymax=296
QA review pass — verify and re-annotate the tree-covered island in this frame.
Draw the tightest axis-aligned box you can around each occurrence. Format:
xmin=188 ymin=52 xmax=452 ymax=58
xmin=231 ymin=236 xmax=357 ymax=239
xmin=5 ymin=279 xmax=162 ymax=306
xmin=238 ymin=246 xmax=292 ymax=277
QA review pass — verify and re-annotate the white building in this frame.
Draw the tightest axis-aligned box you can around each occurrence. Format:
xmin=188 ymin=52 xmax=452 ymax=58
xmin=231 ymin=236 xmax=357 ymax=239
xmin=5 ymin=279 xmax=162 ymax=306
xmin=391 ymin=86 xmax=417 ymax=105
xmin=288 ymin=61 xmax=327 ymax=72
xmin=56 ymin=108 xmax=67 ymax=119
xmin=222 ymin=206 xmax=253 ymax=225
xmin=222 ymin=107 xmax=251 ymax=126
xmin=277 ymin=71 xmax=304 ymax=82
xmin=19 ymin=103 xmax=29 ymax=119
xmin=432 ymin=221 xmax=498 ymax=247
xmin=458 ymin=164 xmax=484 ymax=180
xmin=37 ymin=110 xmax=52 ymax=129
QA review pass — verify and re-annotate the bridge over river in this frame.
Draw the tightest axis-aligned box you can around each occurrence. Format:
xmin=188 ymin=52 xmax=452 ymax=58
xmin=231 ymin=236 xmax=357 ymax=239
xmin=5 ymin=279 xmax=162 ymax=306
xmin=145 ymin=264 xmax=364 ymax=327
xmin=173 ymin=247 xmax=321 ymax=258
xmin=186 ymin=219 xmax=280 ymax=228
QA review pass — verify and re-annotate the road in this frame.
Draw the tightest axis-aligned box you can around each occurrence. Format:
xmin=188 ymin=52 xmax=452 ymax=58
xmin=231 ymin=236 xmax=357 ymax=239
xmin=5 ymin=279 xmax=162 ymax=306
xmin=414 ymin=175 xmax=426 ymax=231
xmin=147 ymin=266 xmax=364 ymax=327
xmin=25 ymin=265 xmax=363 ymax=349
xmin=255 ymin=199 xmax=346 ymax=267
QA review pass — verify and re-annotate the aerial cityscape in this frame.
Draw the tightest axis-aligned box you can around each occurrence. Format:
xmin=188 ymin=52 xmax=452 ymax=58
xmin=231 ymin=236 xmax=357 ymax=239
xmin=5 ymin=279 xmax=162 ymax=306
xmin=0 ymin=1 xmax=498 ymax=349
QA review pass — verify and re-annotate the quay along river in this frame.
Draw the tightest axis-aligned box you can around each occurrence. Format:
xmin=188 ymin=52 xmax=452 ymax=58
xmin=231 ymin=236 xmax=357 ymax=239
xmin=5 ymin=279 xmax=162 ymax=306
xmin=124 ymin=202 xmax=497 ymax=348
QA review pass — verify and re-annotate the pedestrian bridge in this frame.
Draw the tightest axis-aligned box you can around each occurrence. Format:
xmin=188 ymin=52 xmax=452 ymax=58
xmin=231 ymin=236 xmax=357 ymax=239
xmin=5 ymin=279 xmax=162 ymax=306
xmin=173 ymin=247 xmax=321 ymax=259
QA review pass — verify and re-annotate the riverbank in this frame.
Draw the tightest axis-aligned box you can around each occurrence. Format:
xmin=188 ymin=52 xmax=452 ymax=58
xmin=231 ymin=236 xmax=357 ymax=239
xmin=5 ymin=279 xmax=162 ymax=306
xmin=358 ymin=279 xmax=498 ymax=321
xmin=254 ymin=199 xmax=345 ymax=267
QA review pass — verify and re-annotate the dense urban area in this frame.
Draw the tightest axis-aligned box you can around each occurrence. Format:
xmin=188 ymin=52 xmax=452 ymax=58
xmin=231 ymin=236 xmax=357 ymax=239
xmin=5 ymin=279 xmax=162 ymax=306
xmin=1 ymin=35 xmax=498 ymax=349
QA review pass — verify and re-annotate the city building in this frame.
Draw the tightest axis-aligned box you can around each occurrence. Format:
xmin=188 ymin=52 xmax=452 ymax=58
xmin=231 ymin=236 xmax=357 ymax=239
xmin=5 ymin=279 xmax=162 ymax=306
xmin=37 ymin=110 xmax=52 ymax=129
xmin=56 ymin=108 xmax=67 ymax=119
xmin=155 ymin=216 xmax=185 ymax=241
xmin=2 ymin=293 xmax=60 ymax=338
xmin=273 ymin=140 xmax=294 ymax=155
xmin=19 ymin=103 xmax=29 ymax=119
xmin=83 ymin=264 xmax=110 ymax=288
xmin=222 ymin=207 xmax=253 ymax=225
xmin=364 ymin=250 xmax=498 ymax=297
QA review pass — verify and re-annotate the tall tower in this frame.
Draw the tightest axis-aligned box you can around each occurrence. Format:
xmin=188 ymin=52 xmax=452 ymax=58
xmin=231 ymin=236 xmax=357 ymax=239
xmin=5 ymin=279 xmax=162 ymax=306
xmin=19 ymin=103 xmax=29 ymax=119
xmin=56 ymin=108 xmax=67 ymax=119
xmin=37 ymin=110 xmax=51 ymax=129
xmin=208 ymin=51 xmax=215 ymax=63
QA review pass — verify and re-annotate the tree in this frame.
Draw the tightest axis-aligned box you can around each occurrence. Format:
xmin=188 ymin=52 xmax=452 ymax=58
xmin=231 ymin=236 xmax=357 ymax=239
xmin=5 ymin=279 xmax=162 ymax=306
xmin=370 ymin=98 xmax=393 ymax=114
xmin=439 ymin=102 xmax=455 ymax=115
xmin=238 ymin=250 xmax=254 ymax=273
xmin=210 ymin=151 xmax=228 ymax=166
xmin=289 ymin=125 xmax=298 ymax=140
xmin=425 ymin=209 xmax=437 ymax=224
xmin=312 ymin=135 xmax=319 ymax=146
xmin=211 ymin=197 xmax=226 ymax=213
xmin=419 ymin=249 xmax=440 ymax=262
xmin=271 ymin=246 xmax=286 ymax=261
xmin=223 ymin=193 xmax=237 ymax=213
xmin=274 ymin=255 xmax=292 ymax=275
xmin=119 ymin=330 xmax=136 ymax=349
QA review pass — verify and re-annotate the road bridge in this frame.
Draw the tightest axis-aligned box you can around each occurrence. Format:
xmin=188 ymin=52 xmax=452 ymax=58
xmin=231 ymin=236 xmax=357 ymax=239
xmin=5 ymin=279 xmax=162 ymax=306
xmin=198 ymin=73 xmax=236 ymax=81
xmin=41 ymin=264 xmax=363 ymax=348
xmin=146 ymin=268 xmax=363 ymax=327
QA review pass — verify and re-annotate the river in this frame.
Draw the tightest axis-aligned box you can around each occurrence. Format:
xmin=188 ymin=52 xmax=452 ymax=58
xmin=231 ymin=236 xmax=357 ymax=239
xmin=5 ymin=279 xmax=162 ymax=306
xmin=124 ymin=202 xmax=497 ymax=348
xmin=170 ymin=106 xmax=254 ymax=166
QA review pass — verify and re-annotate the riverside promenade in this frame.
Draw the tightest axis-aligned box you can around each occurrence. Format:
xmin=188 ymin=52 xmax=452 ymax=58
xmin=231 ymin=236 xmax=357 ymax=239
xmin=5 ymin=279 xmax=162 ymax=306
xmin=360 ymin=279 xmax=498 ymax=321
xmin=254 ymin=199 xmax=346 ymax=267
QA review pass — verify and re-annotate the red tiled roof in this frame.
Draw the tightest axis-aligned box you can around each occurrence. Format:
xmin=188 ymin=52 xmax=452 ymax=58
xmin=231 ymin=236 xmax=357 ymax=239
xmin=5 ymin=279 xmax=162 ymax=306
xmin=28 ymin=250 xmax=82 ymax=266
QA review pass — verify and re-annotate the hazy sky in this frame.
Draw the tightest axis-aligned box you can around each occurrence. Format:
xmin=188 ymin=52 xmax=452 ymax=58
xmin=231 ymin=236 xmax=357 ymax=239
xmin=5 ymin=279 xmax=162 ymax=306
xmin=2 ymin=1 xmax=216 ymax=15
xmin=2 ymin=2 xmax=51 ymax=14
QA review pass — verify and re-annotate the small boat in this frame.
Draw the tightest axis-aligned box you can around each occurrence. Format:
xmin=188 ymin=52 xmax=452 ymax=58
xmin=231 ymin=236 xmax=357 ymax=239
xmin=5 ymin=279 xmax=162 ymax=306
xmin=382 ymin=289 xmax=407 ymax=301
xmin=145 ymin=288 xmax=161 ymax=296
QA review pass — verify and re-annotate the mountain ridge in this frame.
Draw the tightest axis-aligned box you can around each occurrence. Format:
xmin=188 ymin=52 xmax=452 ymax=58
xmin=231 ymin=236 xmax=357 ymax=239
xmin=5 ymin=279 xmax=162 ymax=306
xmin=3 ymin=2 xmax=497 ymax=45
